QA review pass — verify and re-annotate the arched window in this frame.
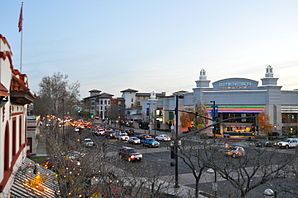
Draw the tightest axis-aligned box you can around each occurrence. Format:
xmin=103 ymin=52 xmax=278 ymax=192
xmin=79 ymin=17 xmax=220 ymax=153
xmin=4 ymin=122 xmax=10 ymax=171
xmin=12 ymin=118 xmax=16 ymax=156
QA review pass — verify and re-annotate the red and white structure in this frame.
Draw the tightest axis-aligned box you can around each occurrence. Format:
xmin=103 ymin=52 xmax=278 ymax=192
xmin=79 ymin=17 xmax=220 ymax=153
xmin=0 ymin=34 xmax=34 ymax=197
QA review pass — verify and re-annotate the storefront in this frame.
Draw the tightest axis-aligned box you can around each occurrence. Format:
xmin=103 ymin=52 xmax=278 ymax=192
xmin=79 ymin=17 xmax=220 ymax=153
xmin=159 ymin=66 xmax=298 ymax=136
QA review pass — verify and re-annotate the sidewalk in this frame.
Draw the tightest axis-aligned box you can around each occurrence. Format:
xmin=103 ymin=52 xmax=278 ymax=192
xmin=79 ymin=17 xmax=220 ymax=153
xmin=35 ymin=129 xmax=48 ymax=157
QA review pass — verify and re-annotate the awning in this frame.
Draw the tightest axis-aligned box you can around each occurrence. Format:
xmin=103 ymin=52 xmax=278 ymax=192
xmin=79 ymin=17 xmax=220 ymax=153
xmin=10 ymin=158 xmax=60 ymax=198
xmin=0 ymin=82 xmax=9 ymax=97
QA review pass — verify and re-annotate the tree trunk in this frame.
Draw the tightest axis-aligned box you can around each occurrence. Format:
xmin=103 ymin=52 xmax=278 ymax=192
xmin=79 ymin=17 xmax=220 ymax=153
xmin=195 ymin=179 xmax=199 ymax=198
xmin=240 ymin=190 xmax=246 ymax=198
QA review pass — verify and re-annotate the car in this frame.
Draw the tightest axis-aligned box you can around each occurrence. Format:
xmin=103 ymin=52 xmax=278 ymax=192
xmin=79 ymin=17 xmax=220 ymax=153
xmin=118 ymin=134 xmax=129 ymax=141
xmin=83 ymin=138 xmax=95 ymax=147
xmin=141 ymin=138 xmax=160 ymax=148
xmin=128 ymin=137 xmax=141 ymax=144
xmin=278 ymin=138 xmax=298 ymax=149
xmin=125 ymin=129 xmax=135 ymax=136
xmin=119 ymin=147 xmax=143 ymax=162
xmin=75 ymin=127 xmax=80 ymax=132
xmin=94 ymin=129 xmax=105 ymax=136
xmin=119 ymin=132 xmax=128 ymax=136
xmin=225 ymin=146 xmax=246 ymax=158
xmin=137 ymin=134 xmax=152 ymax=140
xmin=104 ymin=131 xmax=115 ymax=138
xmin=155 ymin=134 xmax=171 ymax=142
xmin=255 ymin=140 xmax=274 ymax=147
xmin=107 ymin=131 xmax=117 ymax=139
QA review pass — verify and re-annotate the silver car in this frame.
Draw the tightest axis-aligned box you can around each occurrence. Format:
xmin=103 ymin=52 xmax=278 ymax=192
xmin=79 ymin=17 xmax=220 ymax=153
xmin=128 ymin=137 xmax=141 ymax=144
xmin=84 ymin=138 xmax=95 ymax=147
xmin=155 ymin=134 xmax=171 ymax=142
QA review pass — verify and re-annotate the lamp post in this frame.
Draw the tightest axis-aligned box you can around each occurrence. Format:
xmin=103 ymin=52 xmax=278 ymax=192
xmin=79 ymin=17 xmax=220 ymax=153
xmin=210 ymin=100 xmax=217 ymax=143
xmin=174 ymin=95 xmax=184 ymax=188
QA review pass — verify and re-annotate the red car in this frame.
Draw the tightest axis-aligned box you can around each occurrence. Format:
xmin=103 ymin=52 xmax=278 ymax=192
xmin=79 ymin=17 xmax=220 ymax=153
xmin=119 ymin=147 xmax=143 ymax=162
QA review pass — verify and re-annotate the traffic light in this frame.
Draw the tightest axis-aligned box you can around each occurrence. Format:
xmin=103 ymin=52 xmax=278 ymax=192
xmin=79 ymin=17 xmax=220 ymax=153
xmin=214 ymin=123 xmax=220 ymax=134
xmin=89 ymin=113 xmax=94 ymax=118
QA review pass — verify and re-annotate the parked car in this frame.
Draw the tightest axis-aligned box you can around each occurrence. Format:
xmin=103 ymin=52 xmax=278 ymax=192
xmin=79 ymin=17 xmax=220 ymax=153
xmin=155 ymin=134 xmax=171 ymax=142
xmin=255 ymin=140 xmax=274 ymax=147
xmin=128 ymin=137 xmax=141 ymax=144
xmin=75 ymin=127 xmax=80 ymax=132
xmin=278 ymin=138 xmax=298 ymax=149
xmin=119 ymin=147 xmax=143 ymax=162
xmin=125 ymin=129 xmax=135 ymax=136
xmin=118 ymin=134 xmax=129 ymax=141
xmin=225 ymin=146 xmax=246 ymax=158
xmin=141 ymin=138 xmax=160 ymax=148
xmin=83 ymin=138 xmax=95 ymax=147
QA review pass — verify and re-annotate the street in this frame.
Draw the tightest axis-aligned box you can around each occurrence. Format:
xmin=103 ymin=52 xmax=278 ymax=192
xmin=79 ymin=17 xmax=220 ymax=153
xmin=70 ymin=125 xmax=297 ymax=198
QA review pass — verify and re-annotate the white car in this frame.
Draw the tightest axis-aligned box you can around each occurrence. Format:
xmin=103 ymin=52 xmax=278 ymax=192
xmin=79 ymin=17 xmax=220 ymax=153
xmin=155 ymin=134 xmax=171 ymax=142
xmin=118 ymin=134 xmax=129 ymax=141
xmin=278 ymin=138 xmax=298 ymax=149
xmin=84 ymin=138 xmax=95 ymax=147
xmin=128 ymin=137 xmax=141 ymax=144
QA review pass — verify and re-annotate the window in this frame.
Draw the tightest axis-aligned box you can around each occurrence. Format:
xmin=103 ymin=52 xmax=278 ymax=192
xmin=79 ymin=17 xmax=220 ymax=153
xmin=131 ymin=98 xmax=134 ymax=102
xmin=4 ymin=122 xmax=10 ymax=171
xmin=105 ymin=100 xmax=107 ymax=104
xmin=12 ymin=118 xmax=16 ymax=156
xmin=19 ymin=117 xmax=22 ymax=147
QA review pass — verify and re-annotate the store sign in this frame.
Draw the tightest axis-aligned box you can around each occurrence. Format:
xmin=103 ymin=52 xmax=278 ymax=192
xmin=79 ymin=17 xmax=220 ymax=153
xmin=213 ymin=78 xmax=258 ymax=90
xmin=218 ymin=82 xmax=252 ymax=89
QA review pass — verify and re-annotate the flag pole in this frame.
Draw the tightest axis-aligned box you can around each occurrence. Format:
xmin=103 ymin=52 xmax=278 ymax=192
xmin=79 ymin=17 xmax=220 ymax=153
xmin=19 ymin=2 xmax=24 ymax=72
xmin=20 ymin=24 xmax=23 ymax=72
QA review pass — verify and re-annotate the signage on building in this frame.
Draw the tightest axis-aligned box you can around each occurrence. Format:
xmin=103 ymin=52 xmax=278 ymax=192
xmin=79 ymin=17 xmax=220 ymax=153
xmin=218 ymin=82 xmax=252 ymax=89
xmin=213 ymin=78 xmax=258 ymax=90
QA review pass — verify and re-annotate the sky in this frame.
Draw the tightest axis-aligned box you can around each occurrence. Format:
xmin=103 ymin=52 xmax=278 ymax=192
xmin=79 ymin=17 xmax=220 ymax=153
xmin=1 ymin=0 xmax=298 ymax=98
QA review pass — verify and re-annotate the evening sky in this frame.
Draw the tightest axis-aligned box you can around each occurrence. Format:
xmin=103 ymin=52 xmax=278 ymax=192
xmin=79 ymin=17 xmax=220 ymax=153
xmin=1 ymin=0 xmax=298 ymax=98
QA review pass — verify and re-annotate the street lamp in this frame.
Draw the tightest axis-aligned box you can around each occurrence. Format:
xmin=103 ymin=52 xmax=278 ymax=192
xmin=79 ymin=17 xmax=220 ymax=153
xmin=174 ymin=94 xmax=184 ymax=188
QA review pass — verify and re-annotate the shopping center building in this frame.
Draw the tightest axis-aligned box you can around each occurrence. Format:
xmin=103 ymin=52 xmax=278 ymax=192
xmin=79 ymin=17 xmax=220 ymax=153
xmin=159 ymin=66 xmax=298 ymax=136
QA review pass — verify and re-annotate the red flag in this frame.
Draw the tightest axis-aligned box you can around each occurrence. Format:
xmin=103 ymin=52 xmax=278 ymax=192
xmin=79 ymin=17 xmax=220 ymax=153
xmin=18 ymin=4 xmax=23 ymax=32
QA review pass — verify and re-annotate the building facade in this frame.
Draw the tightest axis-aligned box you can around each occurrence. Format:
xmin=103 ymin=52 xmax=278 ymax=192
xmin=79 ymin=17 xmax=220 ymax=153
xmin=0 ymin=35 xmax=34 ymax=196
xmin=159 ymin=66 xmax=298 ymax=135
xmin=121 ymin=89 xmax=166 ymax=125
xmin=82 ymin=89 xmax=113 ymax=120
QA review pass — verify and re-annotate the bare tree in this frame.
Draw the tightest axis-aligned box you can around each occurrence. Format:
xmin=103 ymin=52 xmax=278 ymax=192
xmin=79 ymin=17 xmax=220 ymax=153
xmin=178 ymin=141 xmax=207 ymax=198
xmin=275 ymin=149 xmax=298 ymax=197
xmin=204 ymin=146 xmax=292 ymax=198
xmin=34 ymin=72 xmax=80 ymax=117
